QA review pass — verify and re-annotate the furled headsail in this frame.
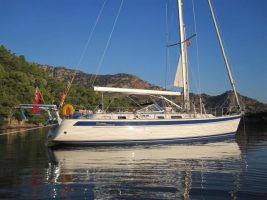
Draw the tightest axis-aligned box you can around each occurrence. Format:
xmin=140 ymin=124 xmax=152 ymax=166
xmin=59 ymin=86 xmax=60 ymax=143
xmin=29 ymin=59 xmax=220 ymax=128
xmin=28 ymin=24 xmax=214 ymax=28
xmin=174 ymin=55 xmax=184 ymax=87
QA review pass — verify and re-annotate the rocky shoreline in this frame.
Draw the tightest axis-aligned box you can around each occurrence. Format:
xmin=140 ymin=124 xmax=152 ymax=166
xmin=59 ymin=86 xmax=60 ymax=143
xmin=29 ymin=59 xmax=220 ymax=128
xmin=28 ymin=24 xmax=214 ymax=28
xmin=0 ymin=120 xmax=43 ymax=131
xmin=243 ymin=111 xmax=267 ymax=124
xmin=240 ymin=111 xmax=267 ymax=131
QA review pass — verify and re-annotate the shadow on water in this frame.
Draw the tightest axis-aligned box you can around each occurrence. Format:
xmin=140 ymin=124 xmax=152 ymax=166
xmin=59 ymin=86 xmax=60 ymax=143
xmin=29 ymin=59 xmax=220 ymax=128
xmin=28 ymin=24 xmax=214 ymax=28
xmin=236 ymin=115 xmax=267 ymax=147
xmin=0 ymin=119 xmax=267 ymax=199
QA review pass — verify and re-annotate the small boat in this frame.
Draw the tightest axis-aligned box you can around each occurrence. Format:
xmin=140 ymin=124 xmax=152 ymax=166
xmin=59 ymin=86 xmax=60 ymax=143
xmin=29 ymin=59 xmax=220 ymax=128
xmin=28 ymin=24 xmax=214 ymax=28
xmin=45 ymin=0 xmax=242 ymax=145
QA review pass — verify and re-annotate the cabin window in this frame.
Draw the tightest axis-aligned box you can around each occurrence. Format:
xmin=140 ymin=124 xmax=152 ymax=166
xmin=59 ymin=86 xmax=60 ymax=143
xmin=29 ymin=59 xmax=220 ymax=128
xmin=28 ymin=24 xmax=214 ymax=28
xmin=157 ymin=116 xmax=164 ymax=119
xmin=141 ymin=115 xmax=150 ymax=118
xmin=101 ymin=116 xmax=111 ymax=120
xmin=118 ymin=116 xmax=126 ymax=119
xmin=171 ymin=116 xmax=182 ymax=119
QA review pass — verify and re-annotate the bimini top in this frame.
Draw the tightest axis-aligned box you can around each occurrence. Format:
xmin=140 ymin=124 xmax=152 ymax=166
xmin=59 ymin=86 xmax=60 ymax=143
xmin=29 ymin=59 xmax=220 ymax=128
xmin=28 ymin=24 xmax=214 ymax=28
xmin=94 ymin=86 xmax=181 ymax=96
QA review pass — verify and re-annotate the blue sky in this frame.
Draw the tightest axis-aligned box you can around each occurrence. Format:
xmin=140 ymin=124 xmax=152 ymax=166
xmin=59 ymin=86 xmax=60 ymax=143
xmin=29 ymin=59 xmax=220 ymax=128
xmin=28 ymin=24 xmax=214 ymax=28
xmin=1 ymin=0 xmax=267 ymax=103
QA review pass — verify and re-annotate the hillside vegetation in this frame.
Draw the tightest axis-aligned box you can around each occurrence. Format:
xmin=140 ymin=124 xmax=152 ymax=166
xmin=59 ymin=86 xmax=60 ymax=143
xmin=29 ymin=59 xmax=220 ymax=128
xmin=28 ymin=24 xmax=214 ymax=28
xmin=0 ymin=45 xmax=133 ymax=125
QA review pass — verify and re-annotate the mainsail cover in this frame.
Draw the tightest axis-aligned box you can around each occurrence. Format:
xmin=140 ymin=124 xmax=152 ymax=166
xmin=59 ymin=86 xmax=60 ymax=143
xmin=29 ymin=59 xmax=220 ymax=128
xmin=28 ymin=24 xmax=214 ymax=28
xmin=94 ymin=86 xmax=181 ymax=96
xmin=174 ymin=55 xmax=183 ymax=87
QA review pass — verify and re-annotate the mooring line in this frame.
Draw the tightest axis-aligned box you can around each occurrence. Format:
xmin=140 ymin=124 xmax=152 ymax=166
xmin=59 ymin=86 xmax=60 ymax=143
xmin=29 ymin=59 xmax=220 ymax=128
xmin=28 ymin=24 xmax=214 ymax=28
xmin=0 ymin=123 xmax=57 ymax=136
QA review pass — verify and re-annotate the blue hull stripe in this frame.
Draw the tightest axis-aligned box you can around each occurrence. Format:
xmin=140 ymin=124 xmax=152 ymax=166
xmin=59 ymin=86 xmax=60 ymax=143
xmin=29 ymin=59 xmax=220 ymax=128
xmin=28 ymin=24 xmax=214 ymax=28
xmin=53 ymin=132 xmax=236 ymax=146
xmin=73 ymin=115 xmax=240 ymax=127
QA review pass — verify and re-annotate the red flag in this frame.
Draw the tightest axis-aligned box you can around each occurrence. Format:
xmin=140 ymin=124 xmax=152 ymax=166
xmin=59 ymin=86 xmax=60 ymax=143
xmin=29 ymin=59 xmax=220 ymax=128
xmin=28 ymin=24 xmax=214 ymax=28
xmin=32 ymin=87 xmax=41 ymax=113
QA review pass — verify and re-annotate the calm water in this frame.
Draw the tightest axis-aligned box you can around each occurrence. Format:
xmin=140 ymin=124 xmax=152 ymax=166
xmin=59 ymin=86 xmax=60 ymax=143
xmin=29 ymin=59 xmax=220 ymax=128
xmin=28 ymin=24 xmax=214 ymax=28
xmin=0 ymin=123 xmax=267 ymax=199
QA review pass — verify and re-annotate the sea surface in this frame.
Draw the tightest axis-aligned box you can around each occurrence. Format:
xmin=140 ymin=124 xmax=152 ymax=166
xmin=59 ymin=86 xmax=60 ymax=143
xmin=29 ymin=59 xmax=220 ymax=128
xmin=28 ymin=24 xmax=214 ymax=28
xmin=0 ymin=122 xmax=267 ymax=199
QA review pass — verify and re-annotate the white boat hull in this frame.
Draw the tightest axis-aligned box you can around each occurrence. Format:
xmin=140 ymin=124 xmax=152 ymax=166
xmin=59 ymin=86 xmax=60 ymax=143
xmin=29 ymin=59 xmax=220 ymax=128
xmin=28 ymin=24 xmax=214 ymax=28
xmin=48 ymin=115 xmax=241 ymax=145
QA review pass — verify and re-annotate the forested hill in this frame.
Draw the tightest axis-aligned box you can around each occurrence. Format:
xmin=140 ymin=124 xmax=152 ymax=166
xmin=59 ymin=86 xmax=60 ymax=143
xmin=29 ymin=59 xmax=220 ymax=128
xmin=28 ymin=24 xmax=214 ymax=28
xmin=0 ymin=46 xmax=119 ymax=123
xmin=190 ymin=91 xmax=267 ymax=114
xmin=0 ymin=45 xmax=266 ymax=125
xmin=0 ymin=45 xmax=57 ymax=123
xmin=39 ymin=64 xmax=161 ymax=90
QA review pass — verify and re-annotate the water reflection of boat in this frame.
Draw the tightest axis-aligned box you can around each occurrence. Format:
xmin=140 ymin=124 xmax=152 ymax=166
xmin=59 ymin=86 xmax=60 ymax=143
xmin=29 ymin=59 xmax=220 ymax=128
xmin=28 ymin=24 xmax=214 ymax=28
xmin=47 ymin=140 xmax=244 ymax=199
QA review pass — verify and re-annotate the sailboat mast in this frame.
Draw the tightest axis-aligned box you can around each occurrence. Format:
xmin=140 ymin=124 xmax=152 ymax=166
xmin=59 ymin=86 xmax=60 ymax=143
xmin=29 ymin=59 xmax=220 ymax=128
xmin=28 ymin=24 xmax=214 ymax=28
xmin=207 ymin=0 xmax=241 ymax=110
xmin=177 ymin=0 xmax=190 ymax=111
